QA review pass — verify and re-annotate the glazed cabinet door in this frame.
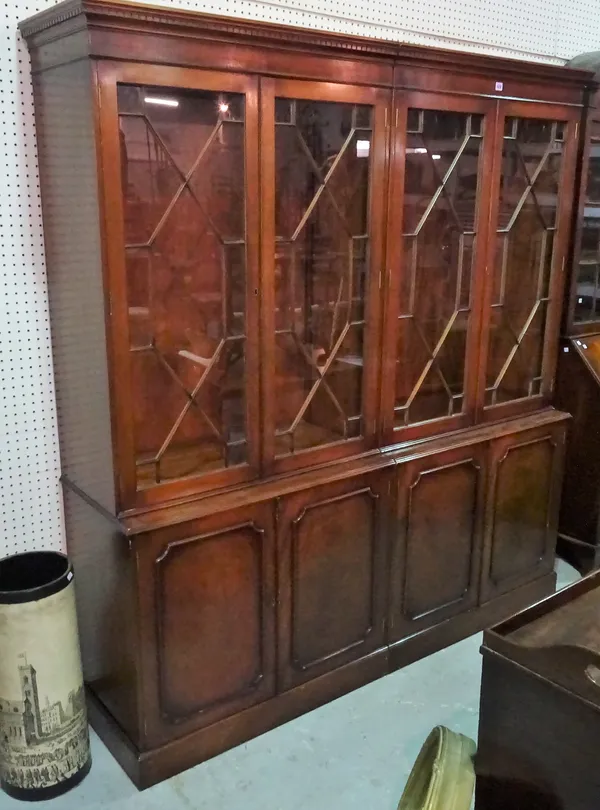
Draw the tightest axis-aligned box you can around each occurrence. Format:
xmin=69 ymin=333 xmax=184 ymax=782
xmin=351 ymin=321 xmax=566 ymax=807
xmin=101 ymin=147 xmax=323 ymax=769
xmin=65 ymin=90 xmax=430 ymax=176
xmin=382 ymin=94 xmax=496 ymax=445
xmin=481 ymin=424 xmax=566 ymax=602
xmin=136 ymin=501 xmax=276 ymax=746
xmin=388 ymin=443 xmax=486 ymax=642
xmin=481 ymin=102 xmax=579 ymax=419
xmin=260 ymin=79 xmax=390 ymax=475
xmin=567 ymin=112 xmax=600 ymax=333
xmin=97 ymin=63 xmax=261 ymax=509
xmin=277 ymin=469 xmax=393 ymax=690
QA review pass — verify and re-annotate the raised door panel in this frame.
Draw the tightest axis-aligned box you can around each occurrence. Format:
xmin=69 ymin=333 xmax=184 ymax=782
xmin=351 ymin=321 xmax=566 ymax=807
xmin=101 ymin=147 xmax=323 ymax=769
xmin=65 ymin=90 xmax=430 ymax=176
xmin=381 ymin=93 xmax=497 ymax=446
xmin=137 ymin=502 xmax=276 ymax=745
xmin=481 ymin=427 xmax=565 ymax=602
xmin=389 ymin=445 xmax=486 ymax=642
xmin=97 ymin=63 xmax=261 ymax=510
xmin=481 ymin=101 xmax=579 ymax=420
xmin=277 ymin=472 xmax=391 ymax=690
xmin=261 ymin=78 xmax=390 ymax=476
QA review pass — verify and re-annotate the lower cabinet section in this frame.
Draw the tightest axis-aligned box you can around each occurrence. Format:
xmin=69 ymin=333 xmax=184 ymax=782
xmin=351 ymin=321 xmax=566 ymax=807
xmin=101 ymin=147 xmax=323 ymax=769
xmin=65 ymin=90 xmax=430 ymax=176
xmin=78 ymin=412 xmax=568 ymax=786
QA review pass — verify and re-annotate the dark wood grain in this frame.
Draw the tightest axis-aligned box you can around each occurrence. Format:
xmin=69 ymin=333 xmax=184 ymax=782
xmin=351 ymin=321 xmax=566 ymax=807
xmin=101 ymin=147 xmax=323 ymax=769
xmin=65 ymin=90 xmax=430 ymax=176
xmin=481 ymin=423 xmax=566 ymax=601
xmin=477 ymin=576 xmax=600 ymax=810
xmin=135 ymin=502 xmax=276 ymax=748
xmin=84 ymin=570 xmax=554 ymax=790
xmin=389 ymin=445 xmax=485 ymax=640
xmin=277 ymin=472 xmax=392 ymax=689
xmin=389 ymin=571 xmax=555 ymax=672
xmin=556 ymin=341 xmax=600 ymax=572
xmin=476 ymin=649 xmax=600 ymax=810
xmin=63 ymin=486 xmax=141 ymax=743
xmin=155 ymin=522 xmax=269 ymax=722
xmin=556 ymin=56 xmax=600 ymax=574
xmin=31 ymin=59 xmax=116 ymax=513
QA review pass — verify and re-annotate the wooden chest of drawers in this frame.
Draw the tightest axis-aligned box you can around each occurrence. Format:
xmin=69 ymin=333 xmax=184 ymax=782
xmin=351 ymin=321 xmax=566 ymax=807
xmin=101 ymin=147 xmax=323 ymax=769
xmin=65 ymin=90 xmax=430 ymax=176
xmin=477 ymin=571 xmax=600 ymax=810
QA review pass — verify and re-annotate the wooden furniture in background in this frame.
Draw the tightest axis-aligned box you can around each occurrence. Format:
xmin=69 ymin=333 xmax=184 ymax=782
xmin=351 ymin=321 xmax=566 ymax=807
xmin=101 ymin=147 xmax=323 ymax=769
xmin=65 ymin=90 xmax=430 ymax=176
xmin=557 ymin=53 xmax=600 ymax=573
xmin=19 ymin=0 xmax=592 ymax=789
xmin=476 ymin=571 xmax=600 ymax=810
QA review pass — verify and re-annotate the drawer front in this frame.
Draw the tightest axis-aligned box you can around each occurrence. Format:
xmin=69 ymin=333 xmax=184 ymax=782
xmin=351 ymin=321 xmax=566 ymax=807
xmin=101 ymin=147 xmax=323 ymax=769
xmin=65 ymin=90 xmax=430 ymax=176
xmin=481 ymin=424 xmax=566 ymax=603
xmin=389 ymin=443 xmax=486 ymax=642
xmin=136 ymin=502 xmax=276 ymax=746
xmin=277 ymin=471 xmax=392 ymax=690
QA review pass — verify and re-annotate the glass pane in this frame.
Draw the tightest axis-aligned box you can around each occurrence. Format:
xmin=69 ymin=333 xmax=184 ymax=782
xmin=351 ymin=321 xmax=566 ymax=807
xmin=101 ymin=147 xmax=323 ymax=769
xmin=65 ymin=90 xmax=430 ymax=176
xmin=117 ymin=84 xmax=247 ymax=488
xmin=574 ymin=128 xmax=600 ymax=323
xmin=395 ymin=109 xmax=483 ymax=427
xmin=273 ymin=98 xmax=372 ymax=456
xmin=485 ymin=117 xmax=563 ymax=405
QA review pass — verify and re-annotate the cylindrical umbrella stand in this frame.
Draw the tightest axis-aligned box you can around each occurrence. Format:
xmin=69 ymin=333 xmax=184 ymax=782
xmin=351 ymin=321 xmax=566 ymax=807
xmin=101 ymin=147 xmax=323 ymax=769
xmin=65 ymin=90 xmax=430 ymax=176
xmin=0 ymin=551 xmax=91 ymax=801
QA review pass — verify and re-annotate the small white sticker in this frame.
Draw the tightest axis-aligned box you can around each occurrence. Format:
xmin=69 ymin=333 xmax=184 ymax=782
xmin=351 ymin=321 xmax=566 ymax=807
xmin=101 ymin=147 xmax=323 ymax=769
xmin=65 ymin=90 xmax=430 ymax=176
xmin=67 ymin=571 xmax=73 ymax=582
xmin=495 ymin=81 xmax=504 ymax=92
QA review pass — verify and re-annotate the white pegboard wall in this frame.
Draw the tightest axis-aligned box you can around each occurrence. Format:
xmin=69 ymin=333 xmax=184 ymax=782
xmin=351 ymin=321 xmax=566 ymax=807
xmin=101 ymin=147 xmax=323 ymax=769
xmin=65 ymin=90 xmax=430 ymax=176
xmin=1 ymin=2 xmax=65 ymax=558
xmin=2 ymin=0 xmax=600 ymax=559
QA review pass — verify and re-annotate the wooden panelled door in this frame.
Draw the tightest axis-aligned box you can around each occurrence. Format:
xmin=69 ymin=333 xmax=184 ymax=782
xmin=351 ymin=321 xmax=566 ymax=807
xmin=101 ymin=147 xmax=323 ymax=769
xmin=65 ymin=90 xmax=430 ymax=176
xmin=388 ymin=442 xmax=486 ymax=642
xmin=480 ymin=101 xmax=579 ymax=420
xmin=260 ymin=79 xmax=391 ymax=475
xmin=481 ymin=425 xmax=566 ymax=602
xmin=97 ymin=63 xmax=261 ymax=509
xmin=276 ymin=470 xmax=392 ymax=690
xmin=381 ymin=93 xmax=497 ymax=445
xmin=136 ymin=501 xmax=276 ymax=746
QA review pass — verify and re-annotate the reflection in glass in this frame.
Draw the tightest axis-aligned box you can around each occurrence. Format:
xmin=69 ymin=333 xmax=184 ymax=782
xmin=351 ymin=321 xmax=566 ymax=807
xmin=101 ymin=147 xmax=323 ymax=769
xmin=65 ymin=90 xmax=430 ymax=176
xmin=574 ymin=122 xmax=600 ymax=323
xmin=485 ymin=117 xmax=563 ymax=405
xmin=396 ymin=109 xmax=483 ymax=426
xmin=118 ymin=84 xmax=247 ymax=488
xmin=273 ymin=99 xmax=372 ymax=456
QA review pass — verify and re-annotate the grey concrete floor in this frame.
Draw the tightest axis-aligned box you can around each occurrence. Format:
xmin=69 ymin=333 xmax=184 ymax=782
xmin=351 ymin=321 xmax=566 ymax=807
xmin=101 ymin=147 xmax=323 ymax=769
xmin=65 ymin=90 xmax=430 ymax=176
xmin=0 ymin=559 xmax=579 ymax=810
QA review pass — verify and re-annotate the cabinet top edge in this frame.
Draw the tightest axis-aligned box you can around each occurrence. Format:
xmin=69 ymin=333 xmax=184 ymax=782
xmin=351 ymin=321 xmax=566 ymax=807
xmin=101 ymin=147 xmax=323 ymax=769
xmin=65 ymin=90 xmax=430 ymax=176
xmin=18 ymin=0 xmax=594 ymax=87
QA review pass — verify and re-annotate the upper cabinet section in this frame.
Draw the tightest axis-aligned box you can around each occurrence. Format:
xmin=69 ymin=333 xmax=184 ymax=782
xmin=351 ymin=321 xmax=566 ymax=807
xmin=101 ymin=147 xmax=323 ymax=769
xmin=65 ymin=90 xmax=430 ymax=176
xmin=19 ymin=0 xmax=593 ymax=513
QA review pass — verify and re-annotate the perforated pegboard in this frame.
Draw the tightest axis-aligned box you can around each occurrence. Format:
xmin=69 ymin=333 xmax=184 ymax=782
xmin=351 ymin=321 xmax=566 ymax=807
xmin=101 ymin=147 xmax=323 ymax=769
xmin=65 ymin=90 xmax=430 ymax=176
xmin=2 ymin=0 xmax=600 ymax=559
